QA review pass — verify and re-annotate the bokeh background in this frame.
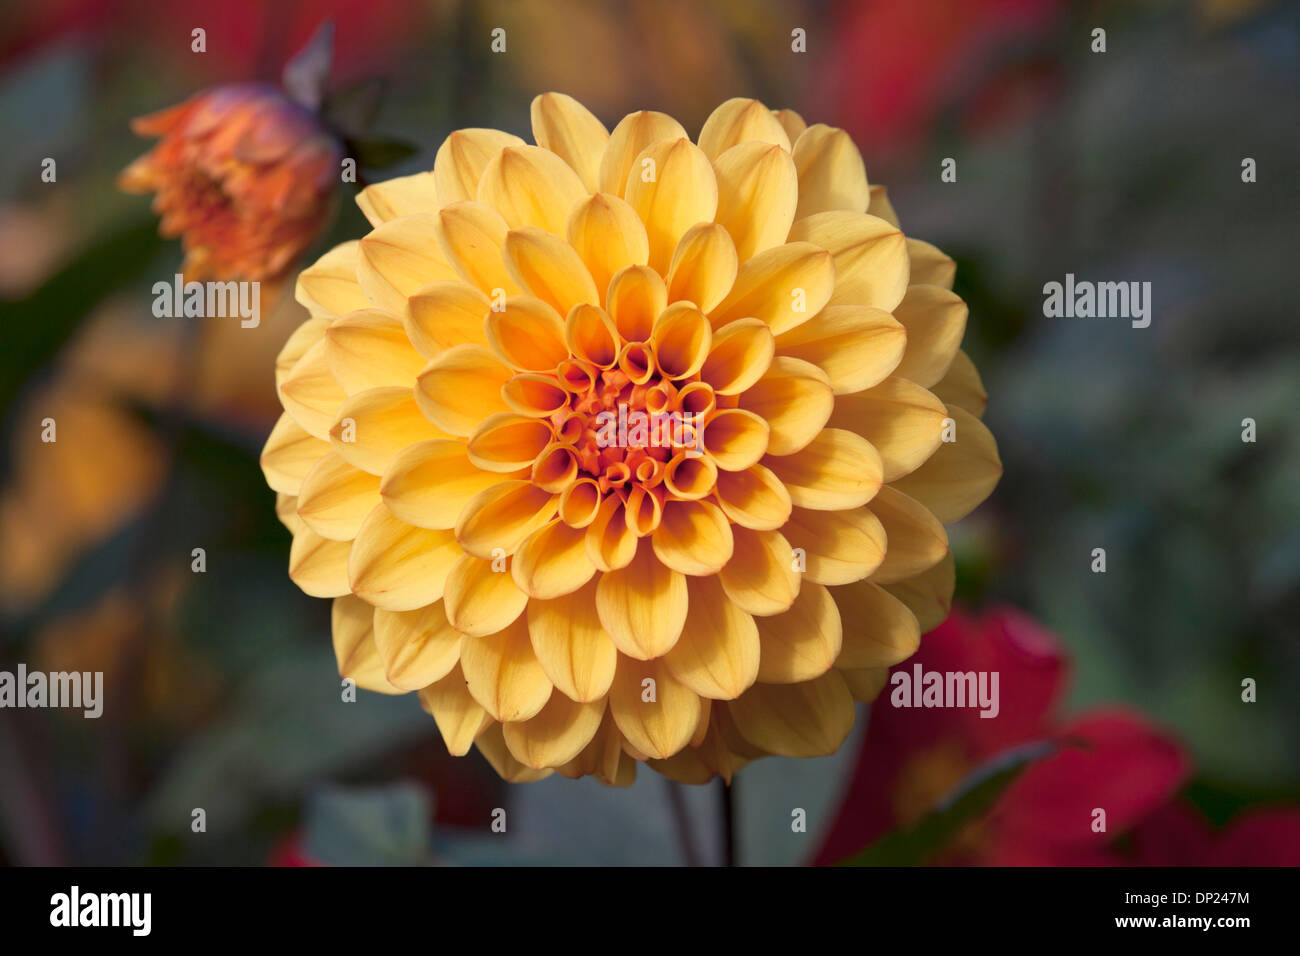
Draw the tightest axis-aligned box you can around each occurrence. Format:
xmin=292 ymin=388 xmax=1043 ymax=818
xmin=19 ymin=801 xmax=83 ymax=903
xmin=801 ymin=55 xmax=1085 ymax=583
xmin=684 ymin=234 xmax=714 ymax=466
xmin=1 ymin=0 xmax=1297 ymax=865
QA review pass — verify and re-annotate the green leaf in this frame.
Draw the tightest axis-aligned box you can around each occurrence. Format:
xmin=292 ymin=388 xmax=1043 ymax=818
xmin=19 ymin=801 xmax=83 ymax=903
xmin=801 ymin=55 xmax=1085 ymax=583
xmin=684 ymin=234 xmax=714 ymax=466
xmin=840 ymin=740 xmax=1055 ymax=866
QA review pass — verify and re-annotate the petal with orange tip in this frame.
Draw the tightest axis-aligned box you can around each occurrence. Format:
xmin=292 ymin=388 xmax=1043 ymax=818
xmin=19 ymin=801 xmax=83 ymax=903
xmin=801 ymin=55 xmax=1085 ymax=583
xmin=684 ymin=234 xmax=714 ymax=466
xmin=773 ymin=107 xmax=807 ymax=144
xmin=564 ymin=302 xmax=620 ymax=369
xmin=728 ymin=670 xmax=855 ymax=758
xmin=477 ymin=144 xmax=588 ymax=234
xmin=764 ymin=428 xmax=883 ymax=511
xmin=596 ymin=540 xmax=688 ymax=659
xmin=665 ymin=222 xmax=737 ymax=313
xmin=460 ymin=617 xmax=553 ymax=722
xmin=526 ymin=579 xmax=617 ymax=702
xmin=867 ymin=485 xmax=949 ymax=585
xmin=288 ymin=526 xmax=352 ymax=598
xmin=324 ymin=309 xmax=426 ymax=394
xmin=652 ymin=499 xmax=734 ymax=576
xmin=791 ymin=124 xmax=870 ymax=219
xmin=907 ymin=237 xmax=956 ymax=289
xmin=881 ymin=551 xmax=954 ymax=634
xmin=892 ymin=284 xmax=968 ymax=388
xmin=373 ymin=601 xmax=463 ymax=691
xmin=713 ymin=463 xmax=793 ymax=530
xmin=788 ymin=211 xmax=909 ymax=313
xmin=475 ymin=723 xmax=555 ymax=782
xmin=443 ymin=554 xmax=529 ymax=637
xmin=608 ymin=655 xmax=703 ymax=760
xmin=330 ymin=386 xmax=450 ymax=477
xmin=405 ymin=280 xmax=491 ymax=357
xmin=709 ymin=241 xmax=834 ymax=335
xmin=433 ymin=127 xmax=525 ymax=204
xmin=624 ymin=137 xmax=718 ymax=274
xmin=713 ymin=141 xmax=799 ymax=261
xmin=597 ymin=109 xmax=688 ymax=196
xmin=466 ymin=412 xmax=552 ymax=472
xmin=566 ymin=194 xmax=650 ymax=303
xmin=357 ymin=213 xmax=460 ymax=314
xmin=348 ymin=504 xmax=464 ymax=610
xmin=530 ymin=92 xmax=609 ymax=193
xmin=512 ymin=519 xmax=596 ymax=599
xmin=830 ymin=581 xmax=920 ymax=670
xmin=663 ymin=574 xmax=760 ymax=700
xmin=296 ymin=452 xmax=382 ymax=541
xmin=504 ymin=692 xmax=607 ymax=770
xmin=432 ymin=201 xmax=520 ymax=296
xmin=605 ymin=265 xmax=667 ymax=342
xmin=699 ymin=408 xmax=770 ymax=471
xmin=414 ymin=344 xmax=513 ymax=436
xmin=261 ymin=413 xmax=330 ymax=496
xmin=295 ymin=241 xmax=370 ymax=318
xmin=755 ymin=580 xmax=843 ymax=684
xmin=700 ymin=318 xmax=775 ymax=395
xmin=719 ymin=526 xmax=801 ymax=617
xmin=781 ymin=505 xmax=887 ymax=586
xmin=381 ymin=439 xmax=519 ymax=531
xmin=484 ymin=295 xmax=568 ymax=371
xmin=650 ymin=302 xmax=712 ymax=379
xmin=890 ymin=405 xmax=1001 ymax=524
xmin=419 ymin=664 xmax=492 ymax=756
xmin=697 ymin=97 xmax=791 ymax=160
xmin=583 ymin=493 xmax=638 ymax=572
xmin=930 ymin=349 xmax=987 ymax=420
xmin=332 ymin=595 xmax=404 ymax=695
xmin=867 ymin=184 xmax=900 ymax=228
xmin=774 ymin=305 xmax=905 ymax=395
xmin=355 ymin=171 xmax=440 ymax=226
xmin=502 ymin=226 xmax=599 ymax=316
xmin=279 ymin=338 xmax=347 ymax=440
xmin=827 ymin=377 xmax=948 ymax=482
xmin=839 ymin=666 xmax=892 ymax=703
xmin=737 ymin=356 xmax=833 ymax=456
xmin=454 ymin=479 xmax=558 ymax=559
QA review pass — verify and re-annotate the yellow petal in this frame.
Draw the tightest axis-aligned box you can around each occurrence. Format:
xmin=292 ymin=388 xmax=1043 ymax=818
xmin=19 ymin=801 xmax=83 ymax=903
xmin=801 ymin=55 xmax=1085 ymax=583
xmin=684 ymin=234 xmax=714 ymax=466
xmin=279 ymin=338 xmax=346 ymax=440
xmin=788 ymin=211 xmax=908 ymax=312
xmin=434 ymin=127 xmax=525 ymax=204
xmin=623 ymin=137 xmax=718 ymax=274
xmin=930 ymin=349 xmax=987 ymax=419
xmin=405 ymin=280 xmax=490 ymax=357
xmin=460 ymin=617 xmax=553 ymax=721
xmin=380 ymin=439 xmax=518 ymax=530
xmin=662 ymin=453 xmax=718 ymax=501
xmin=432 ymin=201 xmax=519 ymax=297
xmin=357 ymin=213 xmax=459 ymax=314
xmin=782 ymin=505 xmax=886 ymax=585
xmin=596 ymin=540 xmax=688 ymax=658
xmin=512 ymin=519 xmax=596 ymax=599
xmin=713 ymin=463 xmax=792 ymax=530
xmin=792 ymin=124 xmax=870 ymax=219
xmin=648 ymin=746 xmax=716 ymax=785
xmin=737 ymin=356 xmax=833 ymax=455
xmin=597 ymin=109 xmax=688 ymax=196
xmin=330 ymin=386 xmax=449 ymax=476
xmin=663 ymin=575 xmax=760 ymax=699
xmin=868 ymin=485 xmax=949 ymax=584
xmin=827 ymin=377 xmax=948 ymax=482
xmin=867 ymin=184 xmax=900 ymax=228
xmin=373 ymin=601 xmax=463 ymax=690
xmin=564 ymin=302 xmax=619 ymax=369
xmin=609 ymin=655 xmax=702 ymax=760
xmin=276 ymin=316 xmax=328 ymax=390
xmin=414 ymin=344 xmax=512 ymax=436
xmin=764 ymin=428 xmax=883 ymax=510
xmin=332 ymin=595 xmax=404 ymax=694
xmin=652 ymin=499 xmax=734 ymax=576
xmin=839 ymin=666 xmax=891 ymax=703
xmin=892 ymin=284 xmax=968 ymax=388
xmin=709 ymin=241 xmax=834 ymax=335
xmin=773 ymin=108 xmax=807 ymax=144
xmin=261 ymin=413 xmax=330 ymax=495
xmin=295 ymin=241 xmax=370 ymax=318
xmin=891 ymin=404 xmax=1001 ymax=523
xmin=754 ymin=581 xmax=842 ymax=683
xmin=478 ymin=144 xmax=588 ymax=234
xmin=907 ymin=237 xmax=955 ymax=289
xmin=699 ymin=408 xmax=770 ymax=471
xmin=356 ymin=171 xmax=440 ymax=226
xmin=727 ymin=671 xmax=855 ymax=757
xmin=276 ymin=493 xmax=304 ymax=536
xmin=288 ymin=526 xmax=352 ymax=597
xmin=419 ymin=663 xmax=492 ymax=756
xmin=531 ymin=92 xmax=609 ymax=192
xmin=503 ymin=226 xmax=599 ymax=316
xmin=566 ymin=193 xmax=650 ymax=305
xmin=697 ymin=97 xmax=791 ymax=160
xmin=712 ymin=141 xmax=798 ymax=260
xmin=454 ymin=479 xmax=558 ymax=559
xmin=474 ymin=722 xmax=555 ymax=782
xmin=650 ymin=302 xmax=712 ymax=379
xmin=526 ymin=579 xmax=617 ymax=702
xmin=443 ymin=553 xmax=529 ymax=637
xmin=348 ymin=504 xmax=464 ymax=610
xmin=605 ymin=265 xmax=667 ymax=342
xmin=583 ymin=493 xmax=638 ymax=571
xmin=484 ymin=295 xmax=568 ymax=371
xmin=699 ymin=318 xmax=774 ymax=395
xmin=774 ymin=305 xmax=905 ymax=394
xmin=466 ymin=412 xmax=553 ymax=472
xmin=718 ymin=527 xmax=801 ymax=616
xmin=297 ymin=452 xmax=382 ymax=541
xmin=881 ymin=551 xmax=954 ymax=633
xmin=324 ymin=309 xmax=426 ymax=394
xmin=831 ymin=581 xmax=920 ymax=669
xmin=502 ymin=373 xmax=570 ymax=418
xmin=665 ymin=222 xmax=738 ymax=313
xmin=504 ymin=692 xmax=607 ymax=769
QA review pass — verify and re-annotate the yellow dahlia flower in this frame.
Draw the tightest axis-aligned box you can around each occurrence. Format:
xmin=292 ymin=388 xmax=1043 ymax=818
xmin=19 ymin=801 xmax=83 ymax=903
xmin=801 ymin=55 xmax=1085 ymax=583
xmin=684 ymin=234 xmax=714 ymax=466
xmin=261 ymin=93 xmax=1001 ymax=785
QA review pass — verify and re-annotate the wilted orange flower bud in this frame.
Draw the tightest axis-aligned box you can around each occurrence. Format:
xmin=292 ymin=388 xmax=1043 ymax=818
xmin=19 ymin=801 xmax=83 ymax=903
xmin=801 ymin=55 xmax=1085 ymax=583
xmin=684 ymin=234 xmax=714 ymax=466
xmin=120 ymin=83 xmax=341 ymax=280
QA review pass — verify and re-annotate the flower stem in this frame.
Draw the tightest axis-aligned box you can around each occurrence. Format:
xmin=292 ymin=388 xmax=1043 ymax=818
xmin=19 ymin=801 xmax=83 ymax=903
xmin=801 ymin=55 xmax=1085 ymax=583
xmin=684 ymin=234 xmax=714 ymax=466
xmin=721 ymin=779 xmax=737 ymax=867
xmin=664 ymin=779 xmax=700 ymax=866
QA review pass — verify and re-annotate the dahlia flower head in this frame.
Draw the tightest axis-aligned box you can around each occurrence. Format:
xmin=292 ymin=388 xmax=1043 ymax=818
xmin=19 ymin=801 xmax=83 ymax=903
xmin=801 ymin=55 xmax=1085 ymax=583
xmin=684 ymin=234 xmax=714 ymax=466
xmin=262 ymin=93 xmax=1001 ymax=785
xmin=120 ymin=82 xmax=341 ymax=281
